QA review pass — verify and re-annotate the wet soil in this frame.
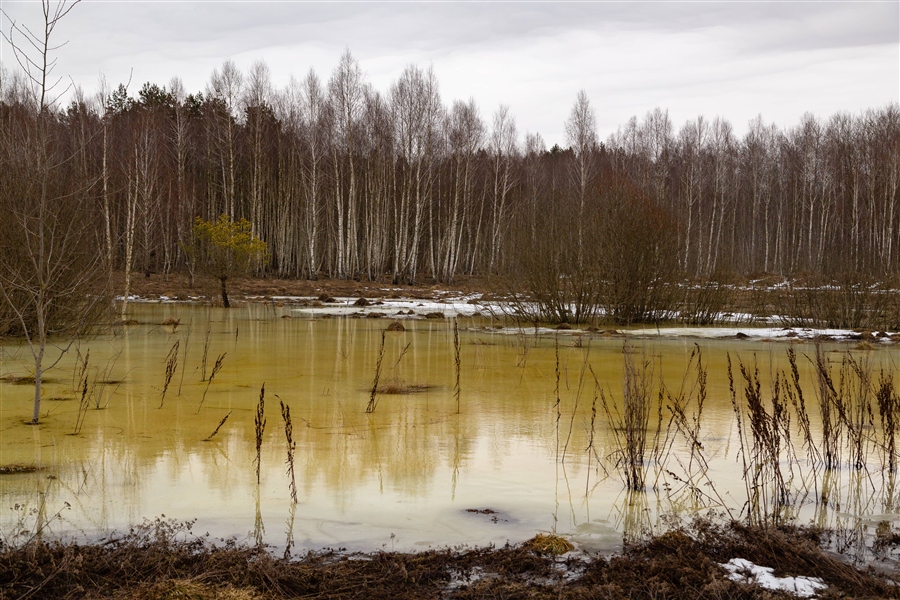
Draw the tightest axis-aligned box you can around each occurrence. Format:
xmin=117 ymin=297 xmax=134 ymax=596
xmin=1 ymin=519 xmax=898 ymax=599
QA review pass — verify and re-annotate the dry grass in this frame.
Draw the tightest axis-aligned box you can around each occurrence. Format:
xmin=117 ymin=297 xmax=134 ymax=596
xmin=1 ymin=518 xmax=896 ymax=599
xmin=523 ymin=533 xmax=575 ymax=555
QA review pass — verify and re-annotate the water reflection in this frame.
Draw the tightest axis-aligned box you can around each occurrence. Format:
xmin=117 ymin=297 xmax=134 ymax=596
xmin=0 ymin=304 xmax=899 ymax=554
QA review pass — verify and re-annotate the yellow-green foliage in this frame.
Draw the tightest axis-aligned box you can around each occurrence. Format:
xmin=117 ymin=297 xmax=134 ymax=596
xmin=192 ymin=215 xmax=267 ymax=281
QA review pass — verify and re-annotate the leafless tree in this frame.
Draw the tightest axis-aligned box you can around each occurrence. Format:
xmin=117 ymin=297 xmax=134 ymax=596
xmin=488 ymin=104 xmax=518 ymax=273
xmin=564 ymin=90 xmax=598 ymax=267
xmin=0 ymin=0 xmax=110 ymax=424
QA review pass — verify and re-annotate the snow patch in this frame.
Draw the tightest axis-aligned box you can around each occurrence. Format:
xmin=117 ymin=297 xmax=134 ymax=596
xmin=720 ymin=558 xmax=827 ymax=598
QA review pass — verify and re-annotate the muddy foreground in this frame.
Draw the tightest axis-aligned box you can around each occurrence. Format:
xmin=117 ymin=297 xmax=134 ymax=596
xmin=1 ymin=519 xmax=898 ymax=599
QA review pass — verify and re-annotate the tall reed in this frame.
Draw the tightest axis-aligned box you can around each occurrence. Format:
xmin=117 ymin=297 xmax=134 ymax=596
xmin=876 ymin=371 xmax=898 ymax=473
xmin=280 ymin=398 xmax=298 ymax=503
xmin=254 ymin=383 xmax=266 ymax=485
xmin=584 ymin=371 xmax=601 ymax=496
xmin=844 ymin=353 xmax=875 ymax=472
xmin=601 ymin=345 xmax=654 ymax=491
xmin=783 ymin=346 xmax=821 ymax=475
xmin=177 ymin=318 xmax=192 ymax=396
xmin=197 ymin=352 xmax=226 ymax=412
xmin=656 ymin=346 xmax=733 ymax=516
xmin=366 ymin=331 xmax=387 ymax=413
xmin=200 ymin=322 xmax=211 ymax=381
xmin=729 ymin=354 xmax=795 ymax=526
xmin=813 ymin=345 xmax=842 ymax=470
xmin=203 ymin=411 xmax=231 ymax=441
xmin=72 ymin=349 xmax=90 ymax=435
xmin=158 ymin=340 xmax=179 ymax=409
xmin=554 ymin=334 xmax=561 ymax=462
xmin=453 ymin=321 xmax=461 ymax=414
xmin=561 ymin=340 xmax=590 ymax=463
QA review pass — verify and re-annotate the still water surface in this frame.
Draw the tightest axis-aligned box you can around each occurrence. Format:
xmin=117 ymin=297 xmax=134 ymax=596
xmin=1 ymin=304 xmax=898 ymax=553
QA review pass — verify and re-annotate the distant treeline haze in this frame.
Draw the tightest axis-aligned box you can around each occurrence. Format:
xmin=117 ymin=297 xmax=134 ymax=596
xmin=1 ymin=53 xmax=898 ymax=285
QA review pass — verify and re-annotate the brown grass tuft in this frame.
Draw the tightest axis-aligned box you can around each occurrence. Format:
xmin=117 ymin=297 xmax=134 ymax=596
xmin=524 ymin=533 xmax=575 ymax=555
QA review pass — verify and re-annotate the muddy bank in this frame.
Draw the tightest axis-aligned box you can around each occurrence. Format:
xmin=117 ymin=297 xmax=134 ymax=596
xmin=2 ymin=519 xmax=897 ymax=599
xmin=119 ymin=272 xmax=500 ymax=304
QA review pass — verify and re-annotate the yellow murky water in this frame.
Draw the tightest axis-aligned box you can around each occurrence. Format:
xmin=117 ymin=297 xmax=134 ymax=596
xmin=1 ymin=303 xmax=899 ymax=553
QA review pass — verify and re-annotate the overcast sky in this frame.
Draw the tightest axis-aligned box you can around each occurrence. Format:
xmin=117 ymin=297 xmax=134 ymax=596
xmin=1 ymin=0 xmax=897 ymax=146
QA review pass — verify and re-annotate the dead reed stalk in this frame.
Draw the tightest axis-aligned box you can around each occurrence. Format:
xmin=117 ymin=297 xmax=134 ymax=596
xmin=203 ymin=411 xmax=232 ymax=441
xmin=784 ymin=346 xmax=821 ymax=475
xmin=555 ymin=333 xmax=561 ymax=462
xmin=200 ymin=322 xmax=211 ymax=381
xmin=453 ymin=320 xmax=461 ymax=414
xmin=280 ymin=398 xmax=298 ymax=503
xmin=584 ymin=370 xmax=603 ymax=496
xmin=657 ymin=346 xmax=732 ymax=516
xmin=177 ymin=318 xmax=192 ymax=396
xmin=197 ymin=352 xmax=226 ymax=413
xmin=89 ymin=348 xmax=122 ymax=410
xmin=844 ymin=353 xmax=875 ymax=472
xmin=601 ymin=345 xmax=654 ymax=492
xmin=255 ymin=384 xmax=266 ymax=485
xmin=732 ymin=354 xmax=795 ymax=526
xmin=366 ymin=330 xmax=387 ymax=413
xmin=515 ymin=330 xmax=529 ymax=368
xmin=876 ymin=370 xmax=898 ymax=473
xmin=562 ymin=340 xmax=591 ymax=463
xmin=813 ymin=344 xmax=842 ymax=471
xmin=159 ymin=340 xmax=179 ymax=409
xmin=72 ymin=349 xmax=90 ymax=435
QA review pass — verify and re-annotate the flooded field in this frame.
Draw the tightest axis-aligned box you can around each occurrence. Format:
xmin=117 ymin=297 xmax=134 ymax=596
xmin=2 ymin=302 xmax=900 ymax=556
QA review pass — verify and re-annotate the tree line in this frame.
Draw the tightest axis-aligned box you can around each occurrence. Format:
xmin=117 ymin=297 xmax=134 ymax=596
xmin=1 ymin=54 xmax=898 ymax=290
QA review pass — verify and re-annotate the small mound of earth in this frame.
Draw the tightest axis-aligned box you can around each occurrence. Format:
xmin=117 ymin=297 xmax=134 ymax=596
xmin=386 ymin=321 xmax=406 ymax=332
xmin=354 ymin=297 xmax=370 ymax=307
xmin=424 ymin=312 xmax=444 ymax=319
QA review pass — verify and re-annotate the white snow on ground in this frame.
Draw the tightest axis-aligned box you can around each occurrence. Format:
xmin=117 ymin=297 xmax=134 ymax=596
xmin=286 ymin=295 xmax=487 ymax=318
xmin=720 ymin=558 xmax=827 ymax=598
xmin=112 ymin=292 xmax=898 ymax=342
xmin=624 ymin=326 xmax=879 ymax=341
xmin=486 ymin=324 xmax=892 ymax=342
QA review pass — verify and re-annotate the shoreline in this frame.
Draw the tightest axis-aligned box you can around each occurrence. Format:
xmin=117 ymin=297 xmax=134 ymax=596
xmin=2 ymin=519 xmax=897 ymax=599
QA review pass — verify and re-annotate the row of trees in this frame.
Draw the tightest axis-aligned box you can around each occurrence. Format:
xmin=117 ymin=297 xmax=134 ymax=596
xmin=2 ymin=55 xmax=897 ymax=290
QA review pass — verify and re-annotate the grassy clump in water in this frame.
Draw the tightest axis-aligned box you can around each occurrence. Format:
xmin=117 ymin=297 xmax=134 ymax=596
xmin=523 ymin=533 xmax=575 ymax=555
xmin=1 ymin=518 xmax=898 ymax=599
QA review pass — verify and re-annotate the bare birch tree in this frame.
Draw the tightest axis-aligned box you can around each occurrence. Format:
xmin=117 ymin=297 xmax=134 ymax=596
xmin=564 ymin=90 xmax=597 ymax=268
xmin=0 ymin=0 xmax=109 ymax=424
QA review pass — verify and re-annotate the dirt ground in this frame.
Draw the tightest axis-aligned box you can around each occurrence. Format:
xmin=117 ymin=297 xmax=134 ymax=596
xmin=120 ymin=272 xmax=502 ymax=304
